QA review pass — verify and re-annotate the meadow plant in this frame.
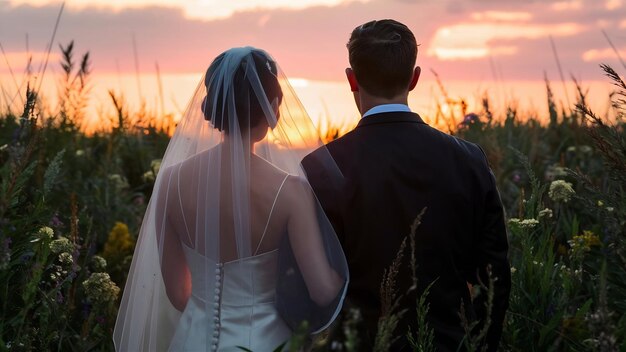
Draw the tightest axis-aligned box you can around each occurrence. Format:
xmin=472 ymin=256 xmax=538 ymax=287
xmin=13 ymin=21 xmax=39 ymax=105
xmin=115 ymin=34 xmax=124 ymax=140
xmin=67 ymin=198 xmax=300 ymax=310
xmin=101 ymin=222 xmax=135 ymax=287
xmin=1 ymin=39 xmax=625 ymax=350
xmin=0 ymin=45 xmax=168 ymax=350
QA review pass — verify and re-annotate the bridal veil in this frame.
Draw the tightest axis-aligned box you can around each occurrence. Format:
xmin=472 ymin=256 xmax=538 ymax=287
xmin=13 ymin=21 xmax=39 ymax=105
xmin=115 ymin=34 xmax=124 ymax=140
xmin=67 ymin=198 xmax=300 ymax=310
xmin=113 ymin=47 xmax=348 ymax=351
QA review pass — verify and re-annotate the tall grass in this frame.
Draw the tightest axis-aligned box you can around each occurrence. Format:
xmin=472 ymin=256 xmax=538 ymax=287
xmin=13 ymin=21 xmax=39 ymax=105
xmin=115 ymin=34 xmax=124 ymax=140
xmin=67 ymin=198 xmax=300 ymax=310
xmin=0 ymin=39 xmax=624 ymax=351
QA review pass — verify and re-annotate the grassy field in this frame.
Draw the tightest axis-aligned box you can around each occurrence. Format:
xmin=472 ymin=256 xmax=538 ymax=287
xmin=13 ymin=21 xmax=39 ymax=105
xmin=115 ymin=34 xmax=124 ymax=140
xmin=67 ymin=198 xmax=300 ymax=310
xmin=0 ymin=52 xmax=624 ymax=351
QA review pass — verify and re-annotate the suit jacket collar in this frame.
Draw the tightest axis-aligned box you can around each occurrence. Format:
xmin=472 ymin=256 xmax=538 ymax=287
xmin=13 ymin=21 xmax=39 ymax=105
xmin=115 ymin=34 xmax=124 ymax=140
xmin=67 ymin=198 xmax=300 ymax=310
xmin=356 ymin=111 xmax=427 ymax=128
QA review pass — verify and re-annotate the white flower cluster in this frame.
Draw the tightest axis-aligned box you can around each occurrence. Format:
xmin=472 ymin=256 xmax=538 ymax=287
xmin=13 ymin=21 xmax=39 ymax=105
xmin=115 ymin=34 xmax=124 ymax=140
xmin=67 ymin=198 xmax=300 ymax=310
xmin=49 ymin=237 xmax=75 ymax=254
xmin=91 ymin=255 xmax=107 ymax=272
xmin=538 ymin=208 xmax=553 ymax=220
xmin=38 ymin=226 xmax=54 ymax=239
xmin=32 ymin=226 xmax=54 ymax=243
xmin=548 ymin=180 xmax=575 ymax=203
xmin=150 ymin=159 xmax=162 ymax=174
xmin=108 ymin=174 xmax=129 ymax=190
xmin=58 ymin=252 xmax=73 ymax=265
xmin=142 ymin=159 xmax=162 ymax=183
xmin=508 ymin=218 xmax=539 ymax=229
xmin=82 ymin=272 xmax=120 ymax=305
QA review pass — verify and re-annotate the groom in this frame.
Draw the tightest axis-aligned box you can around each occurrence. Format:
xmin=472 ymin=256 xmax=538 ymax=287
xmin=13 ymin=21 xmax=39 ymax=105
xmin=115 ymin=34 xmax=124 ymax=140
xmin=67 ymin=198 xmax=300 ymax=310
xmin=302 ymin=19 xmax=510 ymax=351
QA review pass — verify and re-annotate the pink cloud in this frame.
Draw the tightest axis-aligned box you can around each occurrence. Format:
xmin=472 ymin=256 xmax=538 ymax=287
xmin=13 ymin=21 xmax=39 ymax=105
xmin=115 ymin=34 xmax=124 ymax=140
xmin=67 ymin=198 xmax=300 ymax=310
xmin=0 ymin=0 xmax=622 ymax=82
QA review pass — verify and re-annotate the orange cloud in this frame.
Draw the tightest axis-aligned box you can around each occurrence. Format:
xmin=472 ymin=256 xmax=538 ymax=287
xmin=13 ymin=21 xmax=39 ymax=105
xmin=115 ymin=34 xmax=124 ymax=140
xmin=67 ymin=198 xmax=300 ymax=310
xmin=551 ymin=1 xmax=583 ymax=11
xmin=605 ymin=0 xmax=623 ymax=10
xmin=582 ymin=47 xmax=626 ymax=62
xmin=470 ymin=11 xmax=532 ymax=22
xmin=428 ymin=22 xmax=584 ymax=60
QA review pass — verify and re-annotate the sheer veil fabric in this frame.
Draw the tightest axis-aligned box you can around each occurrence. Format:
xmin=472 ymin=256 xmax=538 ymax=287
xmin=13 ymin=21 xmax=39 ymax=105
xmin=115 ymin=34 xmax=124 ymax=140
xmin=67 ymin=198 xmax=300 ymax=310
xmin=114 ymin=47 xmax=348 ymax=351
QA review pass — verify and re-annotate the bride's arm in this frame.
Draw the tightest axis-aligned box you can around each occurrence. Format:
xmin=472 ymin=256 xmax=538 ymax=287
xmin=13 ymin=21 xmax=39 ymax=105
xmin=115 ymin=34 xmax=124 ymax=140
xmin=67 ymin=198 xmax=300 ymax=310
xmin=285 ymin=176 xmax=344 ymax=307
xmin=155 ymin=166 xmax=192 ymax=311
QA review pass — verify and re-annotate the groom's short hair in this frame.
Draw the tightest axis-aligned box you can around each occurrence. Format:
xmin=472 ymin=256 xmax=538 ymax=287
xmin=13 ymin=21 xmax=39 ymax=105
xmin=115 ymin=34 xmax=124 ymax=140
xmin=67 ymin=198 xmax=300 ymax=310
xmin=347 ymin=19 xmax=417 ymax=98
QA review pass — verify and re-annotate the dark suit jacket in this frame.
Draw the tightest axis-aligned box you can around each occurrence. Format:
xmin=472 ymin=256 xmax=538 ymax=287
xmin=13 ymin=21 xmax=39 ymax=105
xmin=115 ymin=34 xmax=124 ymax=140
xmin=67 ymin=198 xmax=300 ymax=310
xmin=302 ymin=112 xmax=510 ymax=351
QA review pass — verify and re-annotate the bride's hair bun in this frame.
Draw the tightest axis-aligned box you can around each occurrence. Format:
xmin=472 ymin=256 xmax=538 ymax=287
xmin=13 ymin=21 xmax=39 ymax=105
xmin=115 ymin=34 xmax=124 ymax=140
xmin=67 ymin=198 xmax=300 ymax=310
xmin=202 ymin=48 xmax=283 ymax=134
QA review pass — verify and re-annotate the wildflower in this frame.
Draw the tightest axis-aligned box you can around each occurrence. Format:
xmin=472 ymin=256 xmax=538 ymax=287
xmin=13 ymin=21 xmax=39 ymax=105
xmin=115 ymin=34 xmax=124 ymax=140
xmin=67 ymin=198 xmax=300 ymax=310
xmin=548 ymin=180 xmax=575 ymax=203
xmin=606 ymin=207 xmax=614 ymax=212
xmin=581 ymin=230 xmax=601 ymax=247
xmin=508 ymin=218 xmax=521 ymax=226
xmin=141 ymin=170 xmax=155 ymax=183
xmin=49 ymin=237 xmax=75 ymax=254
xmin=75 ymin=149 xmax=85 ymax=157
xmin=597 ymin=200 xmax=604 ymax=207
xmin=49 ymin=214 xmax=64 ymax=228
xmin=103 ymin=222 xmax=134 ymax=259
xmin=0 ymin=144 xmax=7 ymax=151
xmin=519 ymin=219 xmax=539 ymax=229
xmin=510 ymin=267 xmax=517 ymax=274
xmin=108 ymin=174 xmax=129 ymax=190
xmin=82 ymin=272 xmax=120 ymax=305
xmin=142 ymin=159 xmax=162 ymax=183
xmin=58 ymin=252 xmax=73 ymax=265
xmin=568 ymin=230 xmax=601 ymax=260
xmin=538 ymin=208 xmax=553 ymax=220
xmin=91 ymin=255 xmax=107 ymax=272
xmin=35 ymin=226 xmax=54 ymax=241
xmin=150 ymin=159 xmax=162 ymax=174
xmin=508 ymin=218 xmax=538 ymax=229
xmin=458 ymin=113 xmax=480 ymax=129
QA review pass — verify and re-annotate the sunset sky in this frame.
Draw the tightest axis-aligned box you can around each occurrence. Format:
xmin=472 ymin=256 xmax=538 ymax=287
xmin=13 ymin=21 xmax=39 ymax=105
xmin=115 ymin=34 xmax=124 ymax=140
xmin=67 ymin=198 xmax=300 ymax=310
xmin=1 ymin=0 xmax=625 ymax=128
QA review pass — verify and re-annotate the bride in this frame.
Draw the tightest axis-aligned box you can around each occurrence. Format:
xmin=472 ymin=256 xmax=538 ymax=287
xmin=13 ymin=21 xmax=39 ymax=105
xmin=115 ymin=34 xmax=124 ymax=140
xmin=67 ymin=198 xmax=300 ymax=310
xmin=114 ymin=47 xmax=348 ymax=351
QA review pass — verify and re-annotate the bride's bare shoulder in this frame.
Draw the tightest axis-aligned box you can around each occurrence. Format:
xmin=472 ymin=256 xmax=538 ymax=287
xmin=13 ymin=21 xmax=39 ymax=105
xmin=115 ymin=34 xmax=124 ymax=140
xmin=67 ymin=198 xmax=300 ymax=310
xmin=161 ymin=146 xmax=220 ymax=173
xmin=281 ymin=175 xmax=315 ymax=205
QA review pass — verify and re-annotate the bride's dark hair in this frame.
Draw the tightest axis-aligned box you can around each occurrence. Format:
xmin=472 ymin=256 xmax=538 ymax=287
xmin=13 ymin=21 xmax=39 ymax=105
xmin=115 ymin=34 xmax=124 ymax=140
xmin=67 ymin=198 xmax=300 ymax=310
xmin=202 ymin=48 xmax=283 ymax=134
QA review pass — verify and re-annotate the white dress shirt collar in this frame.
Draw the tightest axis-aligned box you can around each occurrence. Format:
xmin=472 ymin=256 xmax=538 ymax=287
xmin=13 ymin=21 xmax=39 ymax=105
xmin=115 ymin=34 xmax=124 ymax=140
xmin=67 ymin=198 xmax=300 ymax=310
xmin=362 ymin=104 xmax=411 ymax=118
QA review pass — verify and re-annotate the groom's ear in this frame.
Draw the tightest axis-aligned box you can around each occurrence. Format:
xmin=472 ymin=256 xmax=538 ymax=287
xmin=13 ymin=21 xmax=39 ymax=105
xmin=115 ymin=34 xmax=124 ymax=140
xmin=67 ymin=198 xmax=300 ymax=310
xmin=408 ymin=67 xmax=421 ymax=91
xmin=346 ymin=68 xmax=359 ymax=92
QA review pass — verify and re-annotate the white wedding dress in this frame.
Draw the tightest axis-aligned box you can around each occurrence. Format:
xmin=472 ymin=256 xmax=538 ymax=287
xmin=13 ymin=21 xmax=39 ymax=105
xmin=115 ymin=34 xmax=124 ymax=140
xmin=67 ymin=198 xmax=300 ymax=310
xmin=168 ymin=178 xmax=292 ymax=352
xmin=169 ymin=248 xmax=291 ymax=351
xmin=114 ymin=47 xmax=348 ymax=352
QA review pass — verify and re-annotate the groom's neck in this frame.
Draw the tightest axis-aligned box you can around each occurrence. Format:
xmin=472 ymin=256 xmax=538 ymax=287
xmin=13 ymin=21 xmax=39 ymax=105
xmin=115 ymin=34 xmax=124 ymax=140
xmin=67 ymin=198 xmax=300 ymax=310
xmin=357 ymin=90 xmax=410 ymax=116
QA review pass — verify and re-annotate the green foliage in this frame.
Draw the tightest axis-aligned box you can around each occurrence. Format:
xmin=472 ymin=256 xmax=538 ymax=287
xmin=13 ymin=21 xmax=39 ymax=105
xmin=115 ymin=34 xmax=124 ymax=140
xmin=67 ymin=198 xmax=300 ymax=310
xmin=453 ymin=65 xmax=626 ymax=352
xmin=1 ymin=40 xmax=625 ymax=352
xmin=0 ymin=49 xmax=170 ymax=351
